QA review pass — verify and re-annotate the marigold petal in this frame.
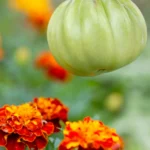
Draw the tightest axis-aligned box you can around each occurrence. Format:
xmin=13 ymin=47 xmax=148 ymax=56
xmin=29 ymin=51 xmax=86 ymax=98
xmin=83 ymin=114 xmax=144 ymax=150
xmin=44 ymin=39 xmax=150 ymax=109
xmin=5 ymin=105 xmax=16 ymax=116
xmin=0 ymin=116 xmax=7 ymax=126
xmin=83 ymin=116 xmax=91 ymax=122
xmin=33 ymin=129 xmax=42 ymax=136
xmin=2 ymin=124 xmax=14 ymax=133
xmin=66 ymin=141 xmax=80 ymax=149
xmin=21 ymin=133 xmax=36 ymax=142
xmin=58 ymin=145 xmax=67 ymax=150
xmin=25 ymin=140 xmax=37 ymax=150
xmin=16 ymin=127 xmax=31 ymax=136
xmin=67 ymin=131 xmax=79 ymax=139
xmin=103 ymin=138 xmax=114 ymax=148
xmin=52 ymin=99 xmax=62 ymax=105
xmin=7 ymin=118 xmax=22 ymax=130
xmin=35 ymin=136 xmax=47 ymax=149
xmin=0 ymin=130 xmax=7 ymax=146
xmin=111 ymin=143 xmax=122 ymax=150
xmin=6 ymin=134 xmax=26 ymax=150
xmin=59 ymin=109 xmax=68 ymax=121
xmin=42 ymin=122 xmax=54 ymax=135
xmin=26 ymin=119 xmax=42 ymax=131
xmin=0 ymin=107 xmax=7 ymax=126
xmin=0 ymin=106 xmax=6 ymax=116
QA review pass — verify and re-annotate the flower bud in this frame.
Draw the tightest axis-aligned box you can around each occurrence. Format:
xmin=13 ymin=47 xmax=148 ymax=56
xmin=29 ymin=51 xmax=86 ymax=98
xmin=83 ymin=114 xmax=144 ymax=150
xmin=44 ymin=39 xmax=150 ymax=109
xmin=105 ymin=92 xmax=124 ymax=112
xmin=14 ymin=47 xmax=31 ymax=65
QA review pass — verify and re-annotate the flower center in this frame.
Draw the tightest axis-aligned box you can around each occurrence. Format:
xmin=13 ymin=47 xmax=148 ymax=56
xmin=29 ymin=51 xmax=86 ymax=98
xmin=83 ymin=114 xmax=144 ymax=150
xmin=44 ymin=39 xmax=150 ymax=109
xmin=7 ymin=103 xmax=42 ymax=122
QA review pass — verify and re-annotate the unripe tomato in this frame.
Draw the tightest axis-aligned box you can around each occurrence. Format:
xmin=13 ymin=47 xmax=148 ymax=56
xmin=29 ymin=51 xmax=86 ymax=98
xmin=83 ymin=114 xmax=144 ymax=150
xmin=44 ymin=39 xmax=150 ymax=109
xmin=47 ymin=0 xmax=147 ymax=76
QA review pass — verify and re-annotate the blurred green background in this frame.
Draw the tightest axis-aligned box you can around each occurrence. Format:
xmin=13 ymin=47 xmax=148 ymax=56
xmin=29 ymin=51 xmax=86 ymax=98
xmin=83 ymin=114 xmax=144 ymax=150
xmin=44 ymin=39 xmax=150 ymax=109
xmin=0 ymin=0 xmax=150 ymax=149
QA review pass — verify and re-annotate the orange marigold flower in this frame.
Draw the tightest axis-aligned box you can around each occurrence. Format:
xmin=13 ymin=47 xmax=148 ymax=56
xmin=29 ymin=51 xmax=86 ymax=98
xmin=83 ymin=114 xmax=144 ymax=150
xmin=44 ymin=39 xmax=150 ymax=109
xmin=35 ymin=51 xmax=71 ymax=82
xmin=9 ymin=0 xmax=53 ymax=30
xmin=46 ymin=65 xmax=71 ymax=82
xmin=36 ymin=51 xmax=59 ymax=69
xmin=0 ymin=103 xmax=54 ymax=150
xmin=0 ymin=36 xmax=4 ymax=61
xmin=0 ymin=48 xmax=4 ymax=61
xmin=31 ymin=97 xmax=69 ymax=132
xmin=59 ymin=117 xmax=124 ymax=150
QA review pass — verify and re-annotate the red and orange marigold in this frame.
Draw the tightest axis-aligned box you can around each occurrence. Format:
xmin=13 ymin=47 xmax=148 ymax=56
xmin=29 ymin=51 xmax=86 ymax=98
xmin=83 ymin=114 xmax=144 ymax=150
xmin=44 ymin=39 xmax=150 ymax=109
xmin=59 ymin=117 xmax=124 ymax=150
xmin=0 ymin=103 xmax=54 ymax=150
xmin=0 ymin=48 xmax=3 ymax=61
xmin=31 ymin=97 xmax=69 ymax=132
xmin=0 ymin=36 xmax=4 ymax=61
xmin=35 ymin=51 xmax=71 ymax=82
xmin=9 ymin=0 xmax=54 ymax=30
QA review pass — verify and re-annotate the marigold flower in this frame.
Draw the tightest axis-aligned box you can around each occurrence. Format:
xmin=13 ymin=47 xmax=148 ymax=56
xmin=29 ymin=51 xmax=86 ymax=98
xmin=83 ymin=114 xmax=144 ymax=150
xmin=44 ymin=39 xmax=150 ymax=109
xmin=59 ymin=117 xmax=124 ymax=150
xmin=35 ymin=51 xmax=71 ymax=82
xmin=46 ymin=66 xmax=71 ymax=82
xmin=0 ymin=36 xmax=4 ymax=61
xmin=36 ymin=51 xmax=59 ymax=69
xmin=0 ymin=48 xmax=4 ymax=61
xmin=0 ymin=103 xmax=54 ymax=150
xmin=31 ymin=97 xmax=69 ymax=132
xmin=9 ymin=0 xmax=53 ymax=30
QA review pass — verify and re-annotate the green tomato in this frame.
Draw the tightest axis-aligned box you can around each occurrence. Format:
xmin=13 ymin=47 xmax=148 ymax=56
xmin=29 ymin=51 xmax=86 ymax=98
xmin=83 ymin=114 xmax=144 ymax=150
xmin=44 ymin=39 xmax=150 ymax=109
xmin=47 ymin=0 xmax=147 ymax=76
